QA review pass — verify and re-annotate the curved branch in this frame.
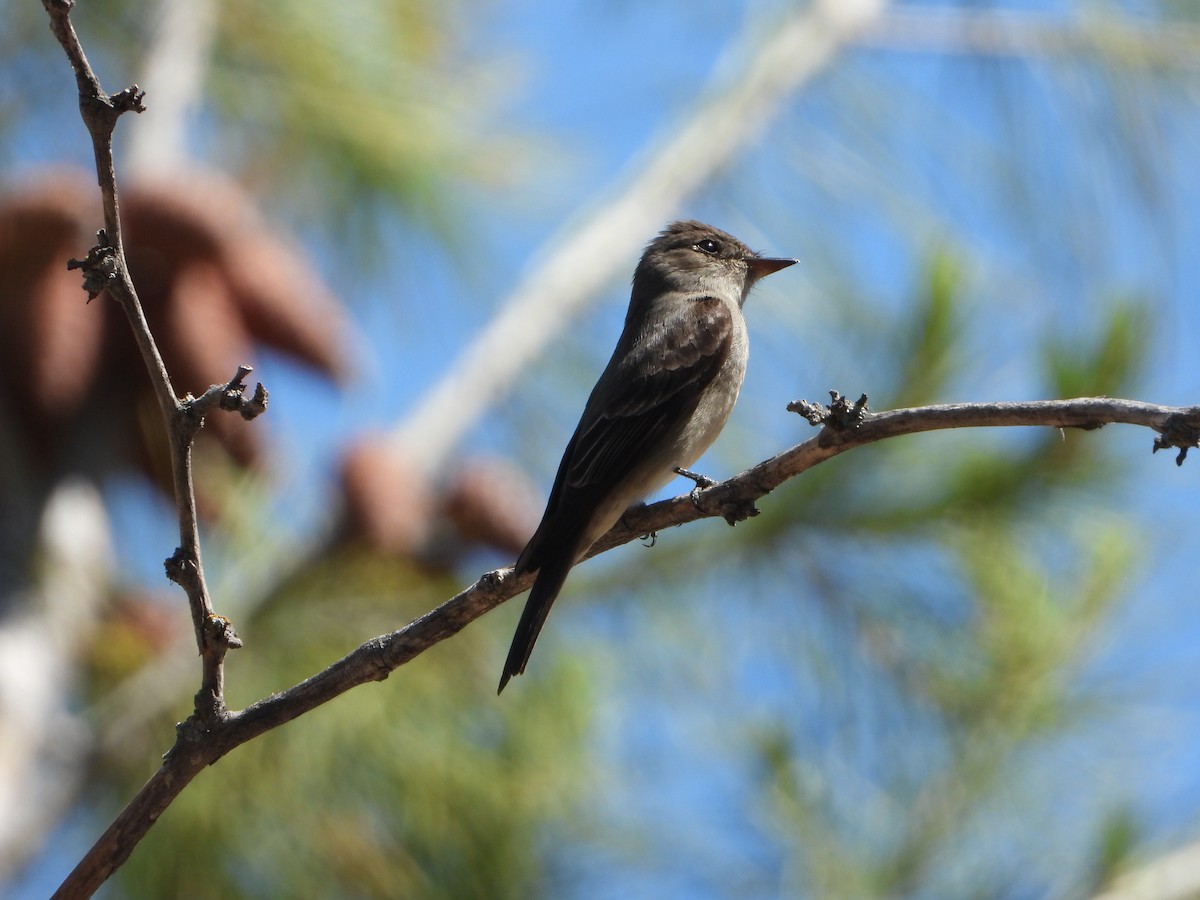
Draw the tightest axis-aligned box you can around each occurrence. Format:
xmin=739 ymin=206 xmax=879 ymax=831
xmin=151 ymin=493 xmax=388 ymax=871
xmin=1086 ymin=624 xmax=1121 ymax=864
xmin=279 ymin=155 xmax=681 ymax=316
xmin=193 ymin=397 xmax=1200 ymax=743
xmin=52 ymin=394 xmax=1197 ymax=897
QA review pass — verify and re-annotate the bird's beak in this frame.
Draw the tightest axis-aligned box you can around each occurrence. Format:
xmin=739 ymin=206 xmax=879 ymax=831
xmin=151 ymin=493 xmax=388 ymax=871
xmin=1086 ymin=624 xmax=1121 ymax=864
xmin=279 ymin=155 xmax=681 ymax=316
xmin=746 ymin=256 xmax=798 ymax=279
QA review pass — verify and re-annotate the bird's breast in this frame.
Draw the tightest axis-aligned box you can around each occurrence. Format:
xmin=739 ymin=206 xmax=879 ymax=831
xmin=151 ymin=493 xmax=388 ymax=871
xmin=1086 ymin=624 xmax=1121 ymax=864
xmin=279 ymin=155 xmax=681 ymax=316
xmin=674 ymin=333 xmax=747 ymax=470
xmin=575 ymin=319 xmax=748 ymax=553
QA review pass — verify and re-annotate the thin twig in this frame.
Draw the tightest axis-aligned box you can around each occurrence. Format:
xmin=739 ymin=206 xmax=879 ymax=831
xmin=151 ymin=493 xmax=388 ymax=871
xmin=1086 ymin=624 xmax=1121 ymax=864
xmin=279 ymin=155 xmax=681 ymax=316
xmin=40 ymin=0 xmax=264 ymax=717
xmin=39 ymin=4 xmax=263 ymax=895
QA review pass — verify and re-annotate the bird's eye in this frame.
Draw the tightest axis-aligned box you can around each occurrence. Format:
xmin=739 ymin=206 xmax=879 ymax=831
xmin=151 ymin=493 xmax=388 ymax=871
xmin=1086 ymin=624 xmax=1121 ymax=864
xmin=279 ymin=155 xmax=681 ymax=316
xmin=695 ymin=239 xmax=720 ymax=254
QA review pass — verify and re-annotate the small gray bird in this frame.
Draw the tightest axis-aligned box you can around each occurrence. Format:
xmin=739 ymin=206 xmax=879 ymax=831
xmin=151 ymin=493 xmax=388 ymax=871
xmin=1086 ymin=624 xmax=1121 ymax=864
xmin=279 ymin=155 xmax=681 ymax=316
xmin=498 ymin=221 xmax=796 ymax=692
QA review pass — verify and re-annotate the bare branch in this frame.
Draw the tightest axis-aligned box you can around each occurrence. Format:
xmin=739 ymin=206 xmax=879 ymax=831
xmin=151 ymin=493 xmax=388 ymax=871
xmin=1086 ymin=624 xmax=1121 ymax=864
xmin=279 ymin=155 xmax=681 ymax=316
xmin=859 ymin=6 xmax=1200 ymax=68
xmin=40 ymin=1 xmax=259 ymax=715
xmin=53 ymin=393 xmax=1197 ymax=897
xmin=37 ymin=6 xmax=269 ymax=893
xmin=182 ymin=365 xmax=269 ymax=430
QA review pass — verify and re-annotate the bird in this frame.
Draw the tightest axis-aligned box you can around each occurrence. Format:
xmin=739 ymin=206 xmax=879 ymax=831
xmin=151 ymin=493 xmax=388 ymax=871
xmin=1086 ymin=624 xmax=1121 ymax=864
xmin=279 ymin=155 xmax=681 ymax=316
xmin=498 ymin=220 xmax=796 ymax=692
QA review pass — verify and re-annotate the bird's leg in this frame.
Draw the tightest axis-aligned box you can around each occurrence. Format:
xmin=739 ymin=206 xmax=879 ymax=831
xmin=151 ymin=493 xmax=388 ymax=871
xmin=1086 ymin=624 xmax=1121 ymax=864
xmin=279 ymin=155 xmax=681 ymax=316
xmin=675 ymin=466 xmax=760 ymax=525
xmin=673 ymin=466 xmax=717 ymax=506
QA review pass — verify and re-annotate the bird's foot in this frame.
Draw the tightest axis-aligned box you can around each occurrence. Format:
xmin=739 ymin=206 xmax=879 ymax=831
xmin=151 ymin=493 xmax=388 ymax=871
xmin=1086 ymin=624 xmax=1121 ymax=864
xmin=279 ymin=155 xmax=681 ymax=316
xmin=673 ymin=466 xmax=756 ymax=524
xmin=673 ymin=466 xmax=717 ymax=506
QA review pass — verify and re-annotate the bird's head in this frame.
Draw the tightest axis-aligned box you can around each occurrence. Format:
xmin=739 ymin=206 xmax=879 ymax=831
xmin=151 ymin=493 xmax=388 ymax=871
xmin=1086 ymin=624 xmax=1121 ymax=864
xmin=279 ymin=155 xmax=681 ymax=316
xmin=634 ymin=220 xmax=796 ymax=306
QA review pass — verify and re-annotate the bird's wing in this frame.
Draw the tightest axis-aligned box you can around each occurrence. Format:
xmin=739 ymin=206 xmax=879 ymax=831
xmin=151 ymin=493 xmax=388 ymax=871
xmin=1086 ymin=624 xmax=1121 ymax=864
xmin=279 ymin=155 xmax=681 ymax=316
xmin=514 ymin=296 xmax=733 ymax=576
xmin=500 ymin=297 xmax=734 ymax=691
xmin=567 ymin=295 xmax=734 ymax=490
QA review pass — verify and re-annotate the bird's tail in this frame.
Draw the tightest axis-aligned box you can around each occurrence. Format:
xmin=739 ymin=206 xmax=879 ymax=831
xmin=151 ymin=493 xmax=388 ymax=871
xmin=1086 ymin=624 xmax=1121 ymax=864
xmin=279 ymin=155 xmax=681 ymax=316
xmin=497 ymin=553 xmax=575 ymax=694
